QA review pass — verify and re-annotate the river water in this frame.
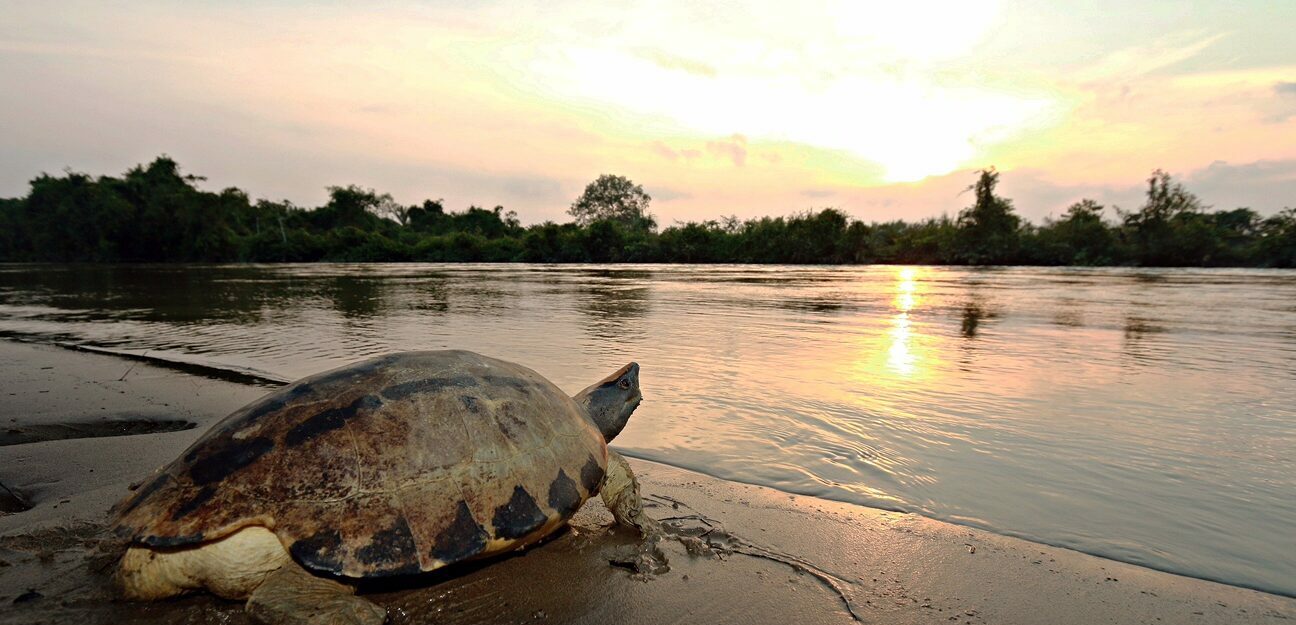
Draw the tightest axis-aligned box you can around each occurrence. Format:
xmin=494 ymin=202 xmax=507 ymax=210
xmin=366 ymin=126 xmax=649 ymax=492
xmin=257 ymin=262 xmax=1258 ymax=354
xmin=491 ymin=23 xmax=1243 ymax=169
xmin=1 ymin=263 xmax=1293 ymax=596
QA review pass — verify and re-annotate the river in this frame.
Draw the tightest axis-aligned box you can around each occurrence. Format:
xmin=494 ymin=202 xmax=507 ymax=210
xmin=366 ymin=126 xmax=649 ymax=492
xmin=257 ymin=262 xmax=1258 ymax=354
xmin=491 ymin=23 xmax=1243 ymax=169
xmin=1 ymin=263 xmax=1293 ymax=596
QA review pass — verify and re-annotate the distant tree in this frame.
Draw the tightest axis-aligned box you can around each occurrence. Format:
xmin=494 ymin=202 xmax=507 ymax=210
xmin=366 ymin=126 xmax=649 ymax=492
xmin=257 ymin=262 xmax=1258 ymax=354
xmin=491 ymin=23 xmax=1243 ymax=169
xmin=1119 ymin=170 xmax=1209 ymax=265
xmin=373 ymin=195 xmax=410 ymax=226
xmin=1209 ymin=208 xmax=1261 ymax=264
xmin=453 ymin=205 xmax=517 ymax=238
xmin=6 ymin=155 xmax=1296 ymax=268
xmin=569 ymin=174 xmax=653 ymax=229
xmin=1256 ymin=208 xmax=1296 ymax=267
xmin=406 ymin=199 xmax=446 ymax=232
xmin=786 ymin=209 xmax=851 ymax=263
xmin=1032 ymin=199 xmax=1118 ymax=265
xmin=310 ymin=185 xmax=388 ymax=231
xmin=954 ymin=168 xmax=1021 ymax=264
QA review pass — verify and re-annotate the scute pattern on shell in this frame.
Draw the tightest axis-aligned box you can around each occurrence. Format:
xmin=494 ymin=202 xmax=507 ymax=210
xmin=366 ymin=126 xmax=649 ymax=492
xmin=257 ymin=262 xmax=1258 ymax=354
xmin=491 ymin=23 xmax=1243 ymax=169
xmin=112 ymin=350 xmax=608 ymax=578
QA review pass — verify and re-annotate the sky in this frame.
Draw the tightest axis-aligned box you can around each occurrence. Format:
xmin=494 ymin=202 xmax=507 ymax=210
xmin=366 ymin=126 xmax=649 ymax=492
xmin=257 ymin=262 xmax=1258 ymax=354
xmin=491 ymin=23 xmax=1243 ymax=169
xmin=2 ymin=0 xmax=1295 ymax=224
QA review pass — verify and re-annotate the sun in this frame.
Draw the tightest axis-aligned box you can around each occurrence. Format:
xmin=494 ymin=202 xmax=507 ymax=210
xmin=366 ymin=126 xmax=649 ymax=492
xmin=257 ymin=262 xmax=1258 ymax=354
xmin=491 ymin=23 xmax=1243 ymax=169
xmin=514 ymin=0 xmax=1060 ymax=182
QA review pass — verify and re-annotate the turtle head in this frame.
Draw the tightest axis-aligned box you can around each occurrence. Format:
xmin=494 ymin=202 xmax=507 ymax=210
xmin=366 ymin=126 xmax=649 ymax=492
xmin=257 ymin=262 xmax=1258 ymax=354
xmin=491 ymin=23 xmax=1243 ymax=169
xmin=574 ymin=362 xmax=641 ymax=443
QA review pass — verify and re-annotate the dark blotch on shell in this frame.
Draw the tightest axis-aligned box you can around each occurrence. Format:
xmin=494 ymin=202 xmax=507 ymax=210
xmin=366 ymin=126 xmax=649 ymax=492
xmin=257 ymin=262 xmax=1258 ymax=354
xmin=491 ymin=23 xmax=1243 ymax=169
xmin=170 ymin=485 xmax=216 ymax=521
xmin=117 ymin=473 xmax=169 ymax=516
xmin=239 ymin=385 xmax=310 ymax=424
xmin=284 ymin=395 xmax=381 ymax=447
xmin=579 ymin=454 xmax=604 ymax=494
xmin=432 ymin=501 xmax=488 ymax=563
xmin=459 ymin=395 xmax=481 ymax=413
xmin=188 ymin=436 xmax=275 ymax=485
xmin=141 ymin=532 xmax=206 ymax=548
xmin=494 ymin=402 xmax=527 ymax=442
xmin=355 ymin=516 xmax=421 ymax=576
xmin=380 ymin=376 xmax=478 ymax=402
xmin=492 ymin=485 xmax=548 ymax=540
xmin=479 ymin=376 xmax=534 ymax=395
xmin=291 ymin=529 xmax=346 ymax=573
xmin=547 ymin=469 xmax=582 ymax=516
xmin=182 ymin=386 xmax=311 ymax=464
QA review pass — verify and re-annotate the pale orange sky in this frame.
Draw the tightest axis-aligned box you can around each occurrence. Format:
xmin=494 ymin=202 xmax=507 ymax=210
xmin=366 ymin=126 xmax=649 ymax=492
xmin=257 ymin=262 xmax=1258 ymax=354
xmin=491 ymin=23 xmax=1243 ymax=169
xmin=2 ymin=0 xmax=1294 ymax=224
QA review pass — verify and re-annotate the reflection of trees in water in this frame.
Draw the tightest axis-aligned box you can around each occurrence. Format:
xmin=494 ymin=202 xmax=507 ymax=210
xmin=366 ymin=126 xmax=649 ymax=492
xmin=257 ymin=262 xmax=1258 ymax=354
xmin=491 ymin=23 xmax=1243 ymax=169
xmin=1132 ymin=272 xmax=1169 ymax=284
xmin=1121 ymin=315 xmax=1170 ymax=365
xmin=778 ymin=298 xmax=845 ymax=315
xmin=1052 ymin=298 xmax=1085 ymax=328
xmin=577 ymin=285 xmax=652 ymax=343
xmin=960 ymin=303 xmax=983 ymax=338
xmin=953 ymin=295 xmax=1000 ymax=373
xmin=445 ymin=279 xmax=514 ymax=315
xmin=314 ymin=272 xmax=454 ymax=319
xmin=322 ymin=275 xmax=385 ymax=318
xmin=402 ymin=276 xmax=450 ymax=314
xmin=1123 ymin=316 xmax=1166 ymax=339
xmin=578 ymin=268 xmax=656 ymax=282
xmin=0 ymin=265 xmax=304 ymax=324
xmin=959 ymin=300 xmax=998 ymax=339
xmin=1286 ymin=325 xmax=1296 ymax=378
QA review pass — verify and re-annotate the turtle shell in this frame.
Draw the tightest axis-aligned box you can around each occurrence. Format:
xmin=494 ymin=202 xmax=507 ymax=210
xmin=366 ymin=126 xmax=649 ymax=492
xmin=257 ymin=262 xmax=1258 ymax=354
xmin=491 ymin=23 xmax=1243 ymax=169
xmin=112 ymin=350 xmax=608 ymax=578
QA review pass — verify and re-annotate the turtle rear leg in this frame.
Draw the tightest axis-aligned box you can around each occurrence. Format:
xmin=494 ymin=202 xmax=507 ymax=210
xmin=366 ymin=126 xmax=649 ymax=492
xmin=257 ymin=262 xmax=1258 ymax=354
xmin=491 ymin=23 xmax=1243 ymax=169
xmin=246 ymin=563 xmax=386 ymax=625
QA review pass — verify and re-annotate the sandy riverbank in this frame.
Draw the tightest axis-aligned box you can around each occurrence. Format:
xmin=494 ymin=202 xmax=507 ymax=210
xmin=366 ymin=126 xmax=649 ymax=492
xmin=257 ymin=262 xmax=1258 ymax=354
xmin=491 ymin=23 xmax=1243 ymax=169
xmin=1 ymin=339 xmax=1293 ymax=624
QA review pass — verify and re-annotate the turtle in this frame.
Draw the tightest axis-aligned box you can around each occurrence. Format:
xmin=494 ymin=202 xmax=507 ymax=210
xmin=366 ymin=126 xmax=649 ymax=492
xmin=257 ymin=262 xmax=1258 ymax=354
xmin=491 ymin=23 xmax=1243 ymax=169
xmin=110 ymin=350 xmax=658 ymax=625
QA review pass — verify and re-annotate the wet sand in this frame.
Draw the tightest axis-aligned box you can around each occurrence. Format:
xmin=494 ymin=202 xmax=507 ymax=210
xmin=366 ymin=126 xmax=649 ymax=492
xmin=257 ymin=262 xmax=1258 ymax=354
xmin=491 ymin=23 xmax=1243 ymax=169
xmin=1 ymin=339 xmax=1293 ymax=624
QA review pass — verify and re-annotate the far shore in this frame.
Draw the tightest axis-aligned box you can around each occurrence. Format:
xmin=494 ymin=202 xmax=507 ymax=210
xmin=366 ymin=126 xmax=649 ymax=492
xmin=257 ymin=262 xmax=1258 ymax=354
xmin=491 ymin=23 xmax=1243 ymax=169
xmin=2 ymin=339 xmax=1294 ymax=625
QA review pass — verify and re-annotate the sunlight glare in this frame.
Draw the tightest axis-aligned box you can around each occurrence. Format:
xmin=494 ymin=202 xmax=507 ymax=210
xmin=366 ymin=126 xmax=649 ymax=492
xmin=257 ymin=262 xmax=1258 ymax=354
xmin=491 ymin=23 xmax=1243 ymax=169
xmin=887 ymin=267 xmax=921 ymax=375
xmin=515 ymin=0 xmax=1059 ymax=182
xmin=831 ymin=0 xmax=1003 ymax=60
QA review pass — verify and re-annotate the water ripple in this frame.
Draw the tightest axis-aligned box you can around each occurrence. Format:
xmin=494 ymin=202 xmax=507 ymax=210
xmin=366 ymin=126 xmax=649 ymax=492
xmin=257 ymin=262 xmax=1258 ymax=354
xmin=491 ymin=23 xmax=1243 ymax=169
xmin=1 ymin=263 xmax=1294 ymax=597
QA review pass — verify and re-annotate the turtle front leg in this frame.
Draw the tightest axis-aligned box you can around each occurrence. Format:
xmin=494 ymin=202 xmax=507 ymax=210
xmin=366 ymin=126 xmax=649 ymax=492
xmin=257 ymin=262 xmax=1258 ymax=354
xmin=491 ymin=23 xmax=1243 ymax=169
xmin=600 ymin=451 xmax=669 ymax=575
xmin=600 ymin=451 xmax=663 ymax=539
xmin=246 ymin=562 xmax=386 ymax=625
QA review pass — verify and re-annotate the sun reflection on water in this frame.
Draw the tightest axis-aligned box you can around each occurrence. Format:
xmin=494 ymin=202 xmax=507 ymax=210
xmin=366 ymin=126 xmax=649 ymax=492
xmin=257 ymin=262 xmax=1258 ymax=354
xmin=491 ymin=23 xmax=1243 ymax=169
xmin=887 ymin=267 xmax=920 ymax=375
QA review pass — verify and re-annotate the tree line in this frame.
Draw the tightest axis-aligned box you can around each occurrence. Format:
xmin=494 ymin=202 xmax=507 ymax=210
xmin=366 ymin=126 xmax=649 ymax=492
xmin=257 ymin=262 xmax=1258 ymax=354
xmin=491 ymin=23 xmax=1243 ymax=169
xmin=1 ymin=156 xmax=1293 ymax=266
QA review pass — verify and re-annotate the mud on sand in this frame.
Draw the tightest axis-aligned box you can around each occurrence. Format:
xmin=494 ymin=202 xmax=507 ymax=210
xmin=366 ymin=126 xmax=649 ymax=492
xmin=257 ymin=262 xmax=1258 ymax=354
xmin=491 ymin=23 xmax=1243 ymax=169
xmin=1 ymin=340 xmax=1294 ymax=625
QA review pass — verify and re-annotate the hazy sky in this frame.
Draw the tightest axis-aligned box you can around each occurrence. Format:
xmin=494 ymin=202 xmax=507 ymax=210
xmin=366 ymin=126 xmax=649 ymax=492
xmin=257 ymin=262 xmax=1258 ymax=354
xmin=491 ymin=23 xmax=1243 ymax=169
xmin=2 ymin=1 xmax=1294 ymax=224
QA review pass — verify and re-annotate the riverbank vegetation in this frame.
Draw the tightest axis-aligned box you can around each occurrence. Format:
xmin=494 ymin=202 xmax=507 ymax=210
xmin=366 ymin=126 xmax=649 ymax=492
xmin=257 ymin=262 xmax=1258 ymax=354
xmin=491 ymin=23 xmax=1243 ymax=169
xmin=1 ymin=157 xmax=1293 ymax=266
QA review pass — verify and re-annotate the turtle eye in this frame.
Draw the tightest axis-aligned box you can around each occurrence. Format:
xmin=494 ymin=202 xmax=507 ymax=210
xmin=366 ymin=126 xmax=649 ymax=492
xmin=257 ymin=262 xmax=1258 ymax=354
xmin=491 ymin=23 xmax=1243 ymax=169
xmin=617 ymin=378 xmax=632 ymax=390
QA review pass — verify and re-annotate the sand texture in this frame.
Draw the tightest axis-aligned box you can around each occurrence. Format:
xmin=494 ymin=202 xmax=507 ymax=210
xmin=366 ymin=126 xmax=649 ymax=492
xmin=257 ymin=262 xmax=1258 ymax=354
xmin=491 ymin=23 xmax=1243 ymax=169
xmin=2 ymin=340 xmax=1293 ymax=624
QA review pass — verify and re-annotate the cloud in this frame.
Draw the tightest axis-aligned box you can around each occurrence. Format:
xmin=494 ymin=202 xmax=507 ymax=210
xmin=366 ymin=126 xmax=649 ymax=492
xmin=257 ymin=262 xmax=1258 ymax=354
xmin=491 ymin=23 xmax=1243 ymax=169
xmin=353 ymin=104 xmax=397 ymax=115
xmin=650 ymin=141 xmax=708 ymax=163
xmin=1270 ymin=82 xmax=1296 ymax=122
xmin=3 ymin=1 xmax=1293 ymax=227
xmin=1182 ymin=159 xmax=1296 ymax=211
xmin=632 ymin=48 xmax=717 ymax=78
xmin=1075 ymin=32 xmax=1227 ymax=82
xmin=705 ymin=134 xmax=747 ymax=167
xmin=650 ymin=141 xmax=678 ymax=161
xmin=648 ymin=186 xmax=691 ymax=202
xmin=653 ymin=136 xmax=749 ymax=166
